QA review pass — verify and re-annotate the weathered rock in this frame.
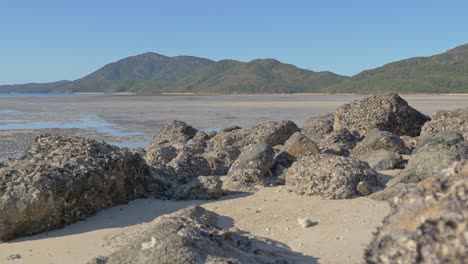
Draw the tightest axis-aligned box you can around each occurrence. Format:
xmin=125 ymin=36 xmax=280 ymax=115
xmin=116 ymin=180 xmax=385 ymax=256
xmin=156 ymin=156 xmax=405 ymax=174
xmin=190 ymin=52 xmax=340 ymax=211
xmin=301 ymin=113 xmax=334 ymax=141
xmin=182 ymin=131 xmax=209 ymax=155
xmin=359 ymin=149 xmax=404 ymax=171
xmin=94 ymin=206 xmax=300 ymax=264
xmin=220 ymin=125 xmax=242 ymax=133
xmin=333 ymin=93 xmax=430 ymax=137
xmin=369 ymin=183 xmax=416 ymax=202
xmin=174 ymin=176 xmax=223 ymax=200
xmin=149 ymin=120 xmax=198 ymax=145
xmin=413 ymin=131 xmax=465 ymax=154
xmin=144 ymin=144 xmax=178 ymax=166
xmin=421 ymin=107 xmax=468 ymax=139
xmin=351 ymin=129 xmax=409 ymax=158
xmin=399 ymin=135 xmax=418 ymax=152
xmin=356 ymin=181 xmax=374 ymax=196
xmin=318 ymin=128 xmax=361 ymax=156
xmin=365 ymin=167 xmax=468 ymax=264
xmin=285 ymin=154 xmax=379 ymax=199
xmin=167 ymin=152 xmax=212 ymax=184
xmin=282 ymin=132 xmax=320 ymax=158
xmin=0 ymin=135 xmax=149 ymax=241
xmin=203 ymin=146 xmax=241 ymax=175
xmin=225 ymin=144 xmax=274 ymax=191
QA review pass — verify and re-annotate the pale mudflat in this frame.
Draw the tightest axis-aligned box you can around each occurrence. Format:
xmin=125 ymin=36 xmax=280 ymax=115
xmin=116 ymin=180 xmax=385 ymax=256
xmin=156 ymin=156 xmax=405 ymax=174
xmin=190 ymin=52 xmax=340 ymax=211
xmin=0 ymin=186 xmax=390 ymax=264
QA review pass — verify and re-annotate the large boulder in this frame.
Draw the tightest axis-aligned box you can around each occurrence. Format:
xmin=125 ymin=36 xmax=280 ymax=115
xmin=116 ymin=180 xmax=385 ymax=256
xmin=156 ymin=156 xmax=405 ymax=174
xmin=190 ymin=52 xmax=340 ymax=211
xmin=167 ymin=152 xmax=212 ymax=184
xmin=318 ymin=128 xmax=361 ymax=156
xmin=351 ymin=129 xmax=409 ymax=158
xmin=174 ymin=176 xmax=223 ymax=200
xmin=144 ymin=144 xmax=178 ymax=166
xmin=0 ymin=135 xmax=149 ymax=241
xmin=365 ymin=166 xmax=468 ymax=263
xmin=203 ymin=146 xmax=241 ymax=175
xmin=93 ymin=206 xmax=300 ymax=264
xmin=285 ymin=154 xmax=379 ymax=199
xmin=413 ymin=131 xmax=465 ymax=153
xmin=359 ymin=149 xmax=404 ymax=171
xmin=333 ymin=93 xmax=430 ymax=137
xmin=282 ymin=132 xmax=320 ymax=158
xmin=149 ymin=120 xmax=198 ymax=145
xmin=224 ymin=144 xmax=274 ymax=191
xmin=421 ymin=107 xmax=468 ymax=139
xmin=301 ymin=113 xmax=334 ymax=141
xmin=182 ymin=130 xmax=209 ymax=155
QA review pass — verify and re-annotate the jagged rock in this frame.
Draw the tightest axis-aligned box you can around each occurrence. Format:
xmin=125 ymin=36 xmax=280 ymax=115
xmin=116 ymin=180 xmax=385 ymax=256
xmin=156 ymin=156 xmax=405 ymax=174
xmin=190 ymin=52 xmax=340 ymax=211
xmin=333 ymin=93 xmax=430 ymax=137
xmin=207 ymin=120 xmax=299 ymax=151
xmin=301 ymin=113 xmax=334 ymax=141
xmin=182 ymin=131 xmax=209 ymax=155
xmin=351 ymin=129 xmax=409 ymax=158
xmin=285 ymin=154 xmax=379 ymax=199
xmin=149 ymin=120 xmax=198 ymax=145
xmin=359 ymin=149 xmax=404 ymax=171
xmin=203 ymin=146 xmax=241 ymax=175
xmin=318 ymin=128 xmax=360 ymax=156
xmin=225 ymin=144 xmax=274 ymax=191
xmin=421 ymin=107 xmax=468 ymax=139
xmin=167 ymin=152 xmax=212 ymax=185
xmin=144 ymin=144 xmax=178 ymax=166
xmin=413 ymin=131 xmax=465 ymax=153
xmin=282 ymin=132 xmax=320 ymax=158
xmin=174 ymin=176 xmax=222 ymax=200
xmin=93 ymin=206 xmax=301 ymax=264
xmin=399 ymin=135 xmax=418 ymax=152
xmin=144 ymin=165 xmax=179 ymax=198
xmin=365 ymin=168 xmax=468 ymax=263
xmin=0 ymin=135 xmax=149 ymax=241
xmin=388 ymin=134 xmax=467 ymax=186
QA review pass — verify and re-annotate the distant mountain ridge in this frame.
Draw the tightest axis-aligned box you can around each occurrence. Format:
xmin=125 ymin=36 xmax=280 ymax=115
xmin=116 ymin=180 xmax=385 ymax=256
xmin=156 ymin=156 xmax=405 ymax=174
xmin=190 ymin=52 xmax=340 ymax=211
xmin=2 ymin=44 xmax=468 ymax=94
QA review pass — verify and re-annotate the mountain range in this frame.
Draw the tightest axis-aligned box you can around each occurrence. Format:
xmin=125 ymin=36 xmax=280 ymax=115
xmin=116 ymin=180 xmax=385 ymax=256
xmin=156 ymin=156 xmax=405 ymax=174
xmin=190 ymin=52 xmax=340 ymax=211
xmin=2 ymin=44 xmax=468 ymax=94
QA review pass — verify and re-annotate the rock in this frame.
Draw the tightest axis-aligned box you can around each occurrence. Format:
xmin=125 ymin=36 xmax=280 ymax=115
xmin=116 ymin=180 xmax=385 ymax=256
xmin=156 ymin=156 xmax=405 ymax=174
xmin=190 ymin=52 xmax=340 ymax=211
xmin=351 ymin=129 xmax=409 ymax=158
xmin=356 ymin=181 xmax=374 ymax=196
xmin=413 ymin=131 xmax=465 ymax=154
xmin=421 ymin=107 xmax=468 ymax=139
xmin=167 ymin=152 xmax=212 ymax=184
xmin=399 ymin=135 xmax=418 ymax=152
xmin=0 ymin=135 xmax=149 ymax=241
xmin=6 ymin=254 xmax=21 ymax=260
xmin=220 ymin=125 xmax=242 ymax=133
xmin=144 ymin=144 xmax=178 ymax=166
xmin=174 ymin=176 xmax=223 ymax=200
xmin=224 ymin=144 xmax=275 ymax=191
xmin=369 ymin=183 xmax=416 ymax=202
xmin=282 ymin=132 xmax=320 ymax=158
xmin=285 ymin=154 xmax=379 ymax=199
xmin=96 ymin=206 xmax=300 ymax=264
xmin=182 ymin=131 xmax=209 ymax=155
xmin=203 ymin=146 xmax=241 ymax=175
xmin=333 ymin=93 xmax=430 ymax=137
xmin=388 ymin=134 xmax=467 ymax=186
xmin=149 ymin=120 xmax=198 ymax=145
xmin=364 ymin=167 xmax=468 ymax=263
xmin=301 ymin=113 xmax=334 ymax=141
xmin=318 ymin=128 xmax=361 ymax=156
xmin=359 ymin=149 xmax=404 ymax=171
xmin=297 ymin=217 xmax=314 ymax=228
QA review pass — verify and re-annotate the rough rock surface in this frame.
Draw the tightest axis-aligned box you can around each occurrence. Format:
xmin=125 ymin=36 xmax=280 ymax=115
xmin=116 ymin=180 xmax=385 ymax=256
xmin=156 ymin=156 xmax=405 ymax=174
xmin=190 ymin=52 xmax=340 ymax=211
xmin=203 ymin=146 xmax=241 ymax=175
xmin=225 ymin=144 xmax=274 ymax=191
xmin=318 ymin=128 xmax=361 ymax=156
xmin=282 ymin=132 xmax=319 ymax=158
xmin=359 ymin=149 xmax=404 ymax=171
xmin=174 ymin=176 xmax=223 ymax=200
xmin=144 ymin=144 xmax=178 ymax=166
xmin=285 ymin=154 xmax=379 ymax=199
xmin=182 ymin=131 xmax=209 ymax=155
xmin=369 ymin=183 xmax=416 ymax=202
xmin=149 ymin=120 xmax=198 ymax=145
xmin=399 ymin=135 xmax=418 ymax=152
xmin=365 ymin=167 xmax=468 ymax=264
xmin=421 ymin=107 xmax=468 ymax=139
xmin=301 ymin=113 xmax=334 ymax=141
xmin=167 ymin=152 xmax=212 ymax=185
xmin=0 ymin=135 xmax=149 ymax=241
xmin=333 ymin=93 xmax=430 ymax=137
xmin=351 ymin=129 xmax=409 ymax=158
xmin=95 ymin=206 xmax=300 ymax=264
xmin=413 ymin=131 xmax=465 ymax=154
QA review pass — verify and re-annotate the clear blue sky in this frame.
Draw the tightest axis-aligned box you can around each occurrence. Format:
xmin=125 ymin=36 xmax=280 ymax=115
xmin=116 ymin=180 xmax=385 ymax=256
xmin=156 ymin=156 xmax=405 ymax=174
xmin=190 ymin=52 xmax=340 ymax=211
xmin=1 ymin=0 xmax=468 ymax=84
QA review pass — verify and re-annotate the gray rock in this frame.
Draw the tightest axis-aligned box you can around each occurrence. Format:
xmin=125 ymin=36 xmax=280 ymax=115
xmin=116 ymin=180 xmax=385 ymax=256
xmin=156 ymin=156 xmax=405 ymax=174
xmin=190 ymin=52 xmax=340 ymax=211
xmin=365 ymin=168 xmax=468 ymax=264
xmin=94 ymin=206 xmax=302 ymax=264
xmin=183 ymin=131 xmax=209 ymax=155
xmin=220 ymin=125 xmax=242 ymax=133
xmin=301 ymin=113 xmax=334 ymax=141
xmin=282 ymin=132 xmax=320 ymax=158
xmin=0 ymin=135 xmax=149 ymax=241
xmin=399 ymin=135 xmax=418 ymax=152
xmin=356 ymin=181 xmax=374 ymax=196
xmin=144 ymin=144 xmax=178 ymax=166
xmin=413 ymin=131 xmax=465 ymax=153
xmin=318 ymin=128 xmax=360 ymax=156
xmin=285 ymin=154 xmax=379 ymax=199
xmin=359 ymin=149 xmax=404 ymax=171
xmin=174 ymin=176 xmax=223 ymax=200
xmin=421 ymin=107 xmax=468 ymax=139
xmin=351 ymin=129 xmax=409 ymax=158
xmin=203 ymin=146 xmax=241 ymax=175
xmin=149 ymin=120 xmax=198 ymax=145
xmin=368 ymin=183 xmax=416 ymax=202
xmin=333 ymin=93 xmax=430 ymax=137
xmin=225 ymin=144 xmax=275 ymax=191
xmin=167 ymin=152 xmax=212 ymax=184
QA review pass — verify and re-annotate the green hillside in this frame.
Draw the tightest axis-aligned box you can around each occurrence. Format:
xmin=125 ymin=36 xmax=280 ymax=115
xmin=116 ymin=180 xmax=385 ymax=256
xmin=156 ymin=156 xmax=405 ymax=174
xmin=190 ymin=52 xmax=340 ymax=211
xmin=0 ymin=81 xmax=71 ymax=93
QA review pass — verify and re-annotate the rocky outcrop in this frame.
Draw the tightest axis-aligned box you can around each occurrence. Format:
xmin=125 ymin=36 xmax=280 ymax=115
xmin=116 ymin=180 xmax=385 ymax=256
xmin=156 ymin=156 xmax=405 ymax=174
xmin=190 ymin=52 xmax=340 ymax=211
xmin=351 ymin=129 xmax=409 ymax=158
xmin=365 ymin=166 xmax=468 ymax=264
xmin=333 ymin=93 xmax=430 ymax=137
xmin=318 ymin=128 xmax=361 ymax=156
xmin=92 ymin=206 xmax=301 ymax=264
xmin=144 ymin=144 xmax=178 ymax=166
xmin=359 ymin=149 xmax=404 ymax=171
xmin=174 ymin=176 xmax=223 ymax=200
xmin=149 ymin=120 xmax=198 ymax=145
xmin=282 ymin=132 xmax=319 ymax=158
xmin=167 ymin=152 xmax=212 ymax=184
xmin=203 ymin=146 xmax=241 ymax=175
xmin=413 ymin=131 xmax=465 ymax=154
xmin=421 ymin=107 xmax=468 ymax=139
xmin=301 ymin=113 xmax=334 ymax=141
xmin=285 ymin=154 xmax=379 ymax=199
xmin=224 ymin=144 xmax=274 ymax=191
xmin=0 ymin=135 xmax=149 ymax=241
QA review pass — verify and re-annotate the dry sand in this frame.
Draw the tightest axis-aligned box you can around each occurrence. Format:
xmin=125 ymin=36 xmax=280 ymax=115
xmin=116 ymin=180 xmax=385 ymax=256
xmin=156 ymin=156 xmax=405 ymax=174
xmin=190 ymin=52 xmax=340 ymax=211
xmin=0 ymin=186 xmax=390 ymax=264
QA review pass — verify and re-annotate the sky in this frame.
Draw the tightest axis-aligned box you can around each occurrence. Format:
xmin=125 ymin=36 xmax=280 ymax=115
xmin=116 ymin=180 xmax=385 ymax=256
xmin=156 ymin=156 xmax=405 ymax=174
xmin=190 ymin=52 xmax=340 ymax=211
xmin=1 ymin=0 xmax=468 ymax=84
